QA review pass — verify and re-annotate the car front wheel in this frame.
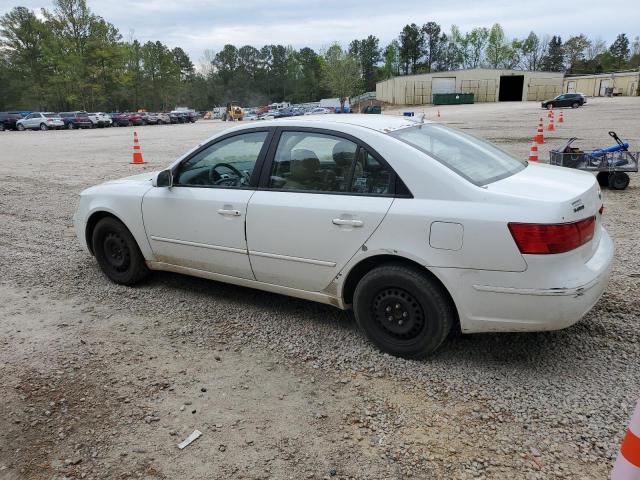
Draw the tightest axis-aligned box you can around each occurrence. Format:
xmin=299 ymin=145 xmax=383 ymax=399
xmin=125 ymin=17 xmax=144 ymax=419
xmin=353 ymin=263 xmax=454 ymax=358
xmin=92 ymin=217 xmax=149 ymax=285
xmin=546 ymin=103 xmax=554 ymax=110
xmin=17 ymin=123 xmax=25 ymax=131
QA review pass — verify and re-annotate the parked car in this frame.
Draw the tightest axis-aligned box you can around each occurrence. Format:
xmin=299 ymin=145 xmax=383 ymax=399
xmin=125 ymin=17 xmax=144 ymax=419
xmin=74 ymin=115 xmax=612 ymax=358
xmin=59 ymin=111 xmax=93 ymax=129
xmin=0 ymin=111 xmax=27 ymax=130
xmin=88 ymin=112 xmax=113 ymax=128
xmin=157 ymin=113 xmax=171 ymax=124
xmin=108 ymin=113 xmax=129 ymax=127
xmin=304 ymin=107 xmax=331 ymax=115
xmin=16 ymin=112 xmax=64 ymax=130
xmin=138 ymin=112 xmax=159 ymax=125
xmin=168 ymin=112 xmax=182 ymax=124
xmin=541 ymin=93 xmax=585 ymax=109
xmin=127 ymin=113 xmax=145 ymax=126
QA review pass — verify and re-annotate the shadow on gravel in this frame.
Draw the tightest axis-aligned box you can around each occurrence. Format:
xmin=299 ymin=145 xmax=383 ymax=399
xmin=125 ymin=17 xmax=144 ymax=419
xmin=142 ymin=270 xmax=357 ymax=332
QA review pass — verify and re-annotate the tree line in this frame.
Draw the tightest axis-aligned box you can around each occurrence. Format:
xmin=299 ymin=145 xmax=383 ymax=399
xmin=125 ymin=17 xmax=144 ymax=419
xmin=1 ymin=0 xmax=639 ymax=112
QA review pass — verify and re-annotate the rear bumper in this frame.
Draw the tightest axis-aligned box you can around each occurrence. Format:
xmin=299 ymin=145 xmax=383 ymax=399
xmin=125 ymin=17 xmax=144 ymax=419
xmin=435 ymin=228 xmax=614 ymax=333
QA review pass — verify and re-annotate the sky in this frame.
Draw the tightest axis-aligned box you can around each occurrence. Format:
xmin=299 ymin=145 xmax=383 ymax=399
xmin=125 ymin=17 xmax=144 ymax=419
xmin=1 ymin=0 xmax=638 ymax=63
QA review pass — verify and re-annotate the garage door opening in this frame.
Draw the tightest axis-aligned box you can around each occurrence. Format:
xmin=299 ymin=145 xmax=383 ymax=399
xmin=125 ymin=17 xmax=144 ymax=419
xmin=498 ymin=75 xmax=524 ymax=101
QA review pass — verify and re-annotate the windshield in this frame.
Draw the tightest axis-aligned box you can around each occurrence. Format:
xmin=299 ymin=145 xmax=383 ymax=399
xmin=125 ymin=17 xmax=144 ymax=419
xmin=390 ymin=124 xmax=526 ymax=186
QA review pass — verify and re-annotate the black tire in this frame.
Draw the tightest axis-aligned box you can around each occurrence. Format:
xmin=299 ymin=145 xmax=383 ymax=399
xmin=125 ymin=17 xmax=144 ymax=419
xmin=546 ymin=103 xmax=554 ymax=110
xmin=17 ymin=123 xmax=25 ymax=131
xmin=67 ymin=122 xmax=74 ymax=130
xmin=571 ymin=102 xmax=580 ymax=108
xmin=127 ymin=121 xmax=132 ymax=127
xmin=596 ymin=172 xmax=610 ymax=187
xmin=39 ymin=123 xmax=48 ymax=131
xmin=608 ymin=172 xmax=630 ymax=190
xmin=92 ymin=217 xmax=149 ymax=285
xmin=353 ymin=263 xmax=454 ymax=358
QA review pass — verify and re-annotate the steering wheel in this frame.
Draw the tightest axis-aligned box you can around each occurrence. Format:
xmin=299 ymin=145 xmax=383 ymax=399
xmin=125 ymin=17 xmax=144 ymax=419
xmin=209 ymin=163 xmax=248 ymax=186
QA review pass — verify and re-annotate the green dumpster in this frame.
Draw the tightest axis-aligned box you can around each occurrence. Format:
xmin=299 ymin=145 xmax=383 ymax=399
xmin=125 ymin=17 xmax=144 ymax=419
xmin=432 ymin=93 xmax=474 ymax=105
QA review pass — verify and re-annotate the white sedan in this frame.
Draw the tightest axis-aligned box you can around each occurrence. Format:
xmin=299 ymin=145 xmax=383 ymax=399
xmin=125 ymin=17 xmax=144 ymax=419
xmin=73 ymin=115 xmax=613 ymax=358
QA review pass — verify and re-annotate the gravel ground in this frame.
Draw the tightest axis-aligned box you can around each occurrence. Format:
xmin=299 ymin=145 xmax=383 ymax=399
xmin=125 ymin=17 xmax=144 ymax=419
xmin=1 ymin=97 xmax=639 ymax=480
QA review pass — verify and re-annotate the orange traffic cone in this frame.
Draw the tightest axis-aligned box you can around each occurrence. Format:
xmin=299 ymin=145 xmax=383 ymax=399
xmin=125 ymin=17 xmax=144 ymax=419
xmin=558 ymin=111 xmax=564 ymax=124
xmin=131 ymin=131 xmax=146 ymax=164
xmin=547 ymin=115 xmax=555 ymax=132
xmin=528 ymin=142 xmax=539 ymax=162
xmin=534 ymin=118 xmax=545 ymax=144
xmin=612 ymin=400 xmax=640 ymax=479
xmin=547 ymin=107 xmax=554 ymax=118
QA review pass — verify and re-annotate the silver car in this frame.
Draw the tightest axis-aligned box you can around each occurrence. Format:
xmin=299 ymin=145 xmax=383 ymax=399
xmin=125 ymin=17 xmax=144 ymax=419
xmin=16 ymin=112 xmax=64 ymax=131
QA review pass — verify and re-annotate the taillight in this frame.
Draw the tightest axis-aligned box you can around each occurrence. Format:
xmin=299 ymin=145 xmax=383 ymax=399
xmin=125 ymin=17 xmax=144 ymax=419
xmin=599 ymin=205 xmax=604 ymax=215
xmin=508 ymin=217 xmax=596 ymax=254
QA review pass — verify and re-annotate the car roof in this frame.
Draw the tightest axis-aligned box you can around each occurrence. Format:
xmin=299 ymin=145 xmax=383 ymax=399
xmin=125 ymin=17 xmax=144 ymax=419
xmin=251 ymin=114 xmax=426 ymax=133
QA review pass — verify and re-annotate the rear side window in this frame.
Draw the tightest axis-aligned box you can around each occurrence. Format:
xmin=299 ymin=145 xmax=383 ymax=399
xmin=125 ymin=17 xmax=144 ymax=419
xmin=268 ymin=132 xmax=358 ymax=193
xmin=390 ymin=124 xmax=526 ymax=186
xmin=352 ymin=149 xmax=392 ymax=194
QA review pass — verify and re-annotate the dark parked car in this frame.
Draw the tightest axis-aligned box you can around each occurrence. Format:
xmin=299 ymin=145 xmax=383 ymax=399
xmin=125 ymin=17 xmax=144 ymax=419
xmin=168 ymin=112 xmax=183 ymax=124
xmin=0 ymin=111 xmax=27 ymax=130
xmin=59 ymin=111 xmax=93 ymax=129
xmin=109 ymin=113 xmax=144 ymax=126
xmin=541 ymin=93 xmax=585 ymax=110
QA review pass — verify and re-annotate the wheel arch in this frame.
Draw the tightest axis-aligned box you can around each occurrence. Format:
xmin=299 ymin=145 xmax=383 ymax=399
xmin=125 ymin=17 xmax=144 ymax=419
xmin=85 ymin=210 xmax=133 ymax=256
xmin=340 ymin=254 xmax=460 ymax=326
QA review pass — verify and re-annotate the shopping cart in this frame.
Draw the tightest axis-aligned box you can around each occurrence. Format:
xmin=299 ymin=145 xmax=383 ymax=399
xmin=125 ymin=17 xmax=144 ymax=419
xmin=549 ymin=131 xmax=639 ymax=190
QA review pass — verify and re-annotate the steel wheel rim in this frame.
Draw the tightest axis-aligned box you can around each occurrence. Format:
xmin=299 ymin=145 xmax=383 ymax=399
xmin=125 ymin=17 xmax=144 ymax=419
xmin=371 ymin=287 xmax=425 ymax=341
xmin=103 ymin=232 xmax=131 ymax=272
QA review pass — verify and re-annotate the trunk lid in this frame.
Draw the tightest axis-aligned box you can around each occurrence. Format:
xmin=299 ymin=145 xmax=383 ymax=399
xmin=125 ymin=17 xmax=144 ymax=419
xmin=487 ymin=162 xmax=603 ymax=261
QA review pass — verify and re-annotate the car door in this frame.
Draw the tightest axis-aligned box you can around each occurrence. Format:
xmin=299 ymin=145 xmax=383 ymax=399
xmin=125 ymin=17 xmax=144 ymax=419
xmin=246 ymin=128 xmax=396 ymax=292
xmin=142 ymin=129 xmax=273 ymax=279
xmin=22 ymin=113 xmax=36 ymax=128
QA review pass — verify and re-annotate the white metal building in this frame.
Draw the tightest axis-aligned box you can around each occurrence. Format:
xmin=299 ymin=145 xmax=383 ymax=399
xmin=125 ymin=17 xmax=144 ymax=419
xmin=376 ymin=68 xmax=564 ymax=105
xmin=563 ymin=71 xmax=640 ymax=97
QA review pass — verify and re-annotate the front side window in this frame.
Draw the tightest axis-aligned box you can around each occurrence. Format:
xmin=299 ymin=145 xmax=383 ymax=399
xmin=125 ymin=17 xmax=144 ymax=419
xmin=391 ymin=124 xmax=526 ymax=186
xmin=176 ymin=131 xmax=268 ymax=187
xmin=268 ymin=132 xmax=358 ymax=193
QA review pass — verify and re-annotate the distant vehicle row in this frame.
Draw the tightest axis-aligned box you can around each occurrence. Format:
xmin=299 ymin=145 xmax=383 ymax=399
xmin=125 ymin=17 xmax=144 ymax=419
xmin=0 ymin=110 xmax=199 ymax=131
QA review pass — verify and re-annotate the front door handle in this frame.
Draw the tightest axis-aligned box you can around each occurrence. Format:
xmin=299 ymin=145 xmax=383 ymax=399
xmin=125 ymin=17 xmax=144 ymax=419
xmin=332 ymin=218 xmax=363 ymax=227
xmin=217 ymin=208 xmax=241 ymax=216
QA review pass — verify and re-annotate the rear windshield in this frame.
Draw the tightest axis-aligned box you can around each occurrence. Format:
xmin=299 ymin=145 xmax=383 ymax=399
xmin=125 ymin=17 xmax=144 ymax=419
xmin=44 ymin=113 xmax=58 ymax=118
xmin=390 ymin=124 xmax=526 ymax=186
xmin=76 ymin=112 xmax=89 ymax=118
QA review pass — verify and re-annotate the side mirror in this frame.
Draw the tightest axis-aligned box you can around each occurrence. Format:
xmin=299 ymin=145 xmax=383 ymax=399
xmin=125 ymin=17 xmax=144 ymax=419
xmin=153 ymin=169 xmax=173 ymax=188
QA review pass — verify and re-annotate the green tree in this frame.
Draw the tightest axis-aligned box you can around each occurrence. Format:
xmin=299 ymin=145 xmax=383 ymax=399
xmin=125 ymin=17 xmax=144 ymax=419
xmin=0 ymin=6 xmax=51 ymax=108
xmin=350 ymin=35 xmax=381 ymax=91
xmin=421 ymin=21 xmax=442 ymax=72
xmin=399 ymin=23 xmax=423 ymax=74
xmin=322 ymin=43 xmax=361 ymax=111
xmin=541 ymin=36 xmax=564 ymax=71
xmin=381 ymin=40 xmax=400 ymax=79
xmin=485 ymin=23 xmax=512 ymax=68
xmin=609 ymin=33 xmax=630 ymax=69
xmin=564 ymin=34 xmax=590 ymax=73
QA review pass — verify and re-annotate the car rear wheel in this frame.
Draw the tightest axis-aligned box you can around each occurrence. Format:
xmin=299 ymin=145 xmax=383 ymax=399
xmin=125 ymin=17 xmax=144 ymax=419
xmin=608 ymin=172 xmax=630 ymax=190
xmin=92 ymin=217 xmax=149 ymax=285
xmin=39 ymin=123 xmax=48 ymax=131
xmin=571 ymin=102 xmax=580 ymax=108
xmin=353 ymin=263 xmax=454 ymax=358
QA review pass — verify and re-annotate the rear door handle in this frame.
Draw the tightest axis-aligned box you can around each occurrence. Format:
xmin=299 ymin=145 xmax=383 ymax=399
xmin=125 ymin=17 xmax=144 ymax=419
xmin=332 ymin=218 xmax=363 ymax=227
xmin=217 ymin=208 xmax=241 ymax=216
